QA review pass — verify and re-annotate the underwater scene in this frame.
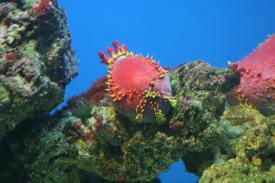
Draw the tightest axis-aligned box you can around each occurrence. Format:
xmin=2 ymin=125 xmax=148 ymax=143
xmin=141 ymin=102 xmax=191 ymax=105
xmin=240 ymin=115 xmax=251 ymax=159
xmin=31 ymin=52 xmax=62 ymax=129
xmin=0 ymin=0 xmax=274 ymax=183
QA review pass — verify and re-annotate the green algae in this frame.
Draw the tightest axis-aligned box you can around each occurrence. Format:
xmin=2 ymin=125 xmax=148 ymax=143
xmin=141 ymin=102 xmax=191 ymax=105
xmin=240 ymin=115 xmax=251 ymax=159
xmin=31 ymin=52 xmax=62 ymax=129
xmin=0 ymin=85 xmax=10 ymax=108
xmin=189 ymin=104 xmax=275 ymax=183
xmin=19 ymin=41 xmax=38 ymax=59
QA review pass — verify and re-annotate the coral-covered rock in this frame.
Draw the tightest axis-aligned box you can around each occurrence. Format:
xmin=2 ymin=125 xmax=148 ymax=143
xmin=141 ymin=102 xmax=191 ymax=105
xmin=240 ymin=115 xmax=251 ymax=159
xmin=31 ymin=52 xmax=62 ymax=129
xmin=1 ymin=1 xmax=272 ymax=182
xmin=198 ymin=104 xmax=275 ymax=183
xmin=228 ymin=35 xmax=275 ymax=116
xmin=98 ymin=41 xmax=173 ymax=123
xmin=199 ymin=157 xmax=274 ymax=183
xmin=183 ymin=104 xmax=274 ymax=177
xmin=0 ymin=61 xmax=239 ymax=183
xmin=0 ymin=0 xmax=77 ymax=140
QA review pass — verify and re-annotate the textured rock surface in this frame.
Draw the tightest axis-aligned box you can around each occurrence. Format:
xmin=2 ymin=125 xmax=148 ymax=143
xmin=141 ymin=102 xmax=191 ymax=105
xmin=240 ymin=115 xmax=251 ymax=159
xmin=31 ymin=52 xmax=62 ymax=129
xmin=183 ymin=104 xmax=275 ymax=183
xmin=0 ymin=61 xmax=239 ymax=183
xmin=0 ymin=1 xmax=273 ymax=182
xmin=0 ymin=0 xmax=77 ymax=140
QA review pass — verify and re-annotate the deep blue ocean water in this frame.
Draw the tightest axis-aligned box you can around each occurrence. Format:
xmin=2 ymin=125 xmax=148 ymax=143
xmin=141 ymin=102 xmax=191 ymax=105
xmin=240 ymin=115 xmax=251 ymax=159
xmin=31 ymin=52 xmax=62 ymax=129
xmin=57 ymin=1 xmax=275 ymax=182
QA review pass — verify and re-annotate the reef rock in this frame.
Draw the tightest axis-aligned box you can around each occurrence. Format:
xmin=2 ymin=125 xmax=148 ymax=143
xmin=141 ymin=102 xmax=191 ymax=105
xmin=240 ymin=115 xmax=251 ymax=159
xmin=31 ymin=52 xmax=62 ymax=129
xmin=1 ymin=2 xmax=273 ymax=182
xmin=0 ymin=59 xmax=239 ymax=183
xmin=0 ymin=0 xmax=77 ymax=140
xmin=199 ymin=104 xmax=274 ymax=183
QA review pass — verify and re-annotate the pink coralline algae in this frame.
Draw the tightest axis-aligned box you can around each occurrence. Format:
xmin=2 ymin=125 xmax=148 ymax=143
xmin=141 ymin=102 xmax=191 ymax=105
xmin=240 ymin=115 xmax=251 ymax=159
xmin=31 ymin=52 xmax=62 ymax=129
xmin=32 ymin=0 xmax=50 ymax=14
xmin=98 ymin=41 xmax=175 ymax=123
xmin=67 ymin=77 xmax=107 ymax=113
xmin=229 ymin=35 xmax=275 ymax=115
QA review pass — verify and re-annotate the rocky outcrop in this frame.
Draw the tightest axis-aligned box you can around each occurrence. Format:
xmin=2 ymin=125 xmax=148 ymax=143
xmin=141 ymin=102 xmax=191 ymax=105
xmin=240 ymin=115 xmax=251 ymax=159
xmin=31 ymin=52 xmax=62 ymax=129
xmin=0 ymin=0 xmax=77 ymax=140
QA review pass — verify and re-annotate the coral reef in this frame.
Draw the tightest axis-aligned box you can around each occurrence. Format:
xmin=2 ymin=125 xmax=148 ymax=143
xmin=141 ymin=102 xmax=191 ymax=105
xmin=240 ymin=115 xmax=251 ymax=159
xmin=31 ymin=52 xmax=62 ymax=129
xmin=0 ymin=61 xmax=239 ymax=182
xmin=198 ymin=104 xmax=275 ymax=183
xmin=227 ymin=35 xmax=275 ymax=116
xmin=183 ymin=36 xmax=275 ymax=181
xmin=0 ymin=1 xmax=273 ymax=182
xmin=98 ymin=41 xmax=174 ymax=123
xmin=0 ymin=0 xmax=77 ymax=140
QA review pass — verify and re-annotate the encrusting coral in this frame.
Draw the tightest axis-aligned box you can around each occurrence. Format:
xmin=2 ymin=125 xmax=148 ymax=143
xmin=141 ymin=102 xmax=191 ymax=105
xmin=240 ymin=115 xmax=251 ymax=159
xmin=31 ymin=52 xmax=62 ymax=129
xmin=0 ymin=1 xmax=274 ymax=182
xmin=0 ymin=0 xmax=77 ymax=140
xmin=183 ymin=37 xmax=275 ymax=183
xmin=198 ymin=104 xmax=275 ymax=183
xmin=0 ymin=49 xmax=239 ymax=182
xmin=32 ymin=0 xmax=51 ymax=14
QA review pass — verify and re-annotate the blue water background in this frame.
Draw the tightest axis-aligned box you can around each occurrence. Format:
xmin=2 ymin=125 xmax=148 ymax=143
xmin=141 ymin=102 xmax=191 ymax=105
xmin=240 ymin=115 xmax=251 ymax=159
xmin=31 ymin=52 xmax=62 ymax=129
xmin=57 ymin=1 xmax=275 ymax=182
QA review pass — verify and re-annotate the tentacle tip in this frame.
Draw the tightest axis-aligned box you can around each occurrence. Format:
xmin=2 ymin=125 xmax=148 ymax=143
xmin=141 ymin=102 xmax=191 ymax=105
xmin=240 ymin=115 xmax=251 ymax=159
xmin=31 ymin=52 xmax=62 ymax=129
xmin=112 ymin=40 xmax=120 ymax=47
xmin=98 ymin=51 xmax=109 ymax=65
xmin=98 ymin=51 xmax=105 ymax=57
